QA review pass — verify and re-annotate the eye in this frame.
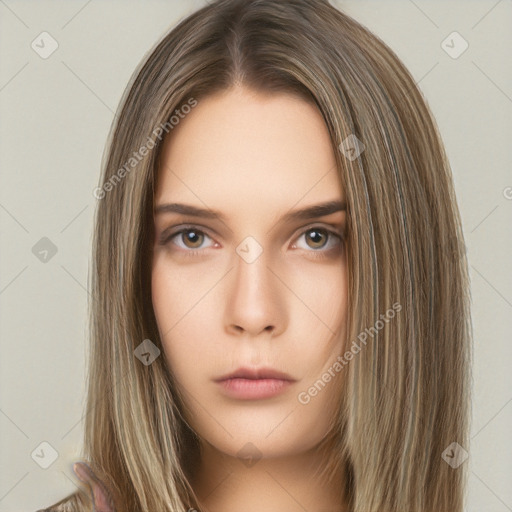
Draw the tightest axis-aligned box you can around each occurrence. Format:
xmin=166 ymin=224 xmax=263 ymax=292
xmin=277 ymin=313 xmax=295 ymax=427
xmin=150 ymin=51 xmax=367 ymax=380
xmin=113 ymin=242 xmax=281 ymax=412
xmin=292 ymin=226 xmax=343 ymax=253
xmin=160 ymin=227 xmax=215 ymax=251
xmin=158 ymin=224 xmax=344 ymax=257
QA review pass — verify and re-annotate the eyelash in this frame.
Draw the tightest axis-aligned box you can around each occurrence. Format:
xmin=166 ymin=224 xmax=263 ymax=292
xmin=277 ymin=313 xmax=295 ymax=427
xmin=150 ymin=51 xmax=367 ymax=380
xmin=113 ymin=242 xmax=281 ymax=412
xmin=158 ymin=224 xmax=344 ymax=260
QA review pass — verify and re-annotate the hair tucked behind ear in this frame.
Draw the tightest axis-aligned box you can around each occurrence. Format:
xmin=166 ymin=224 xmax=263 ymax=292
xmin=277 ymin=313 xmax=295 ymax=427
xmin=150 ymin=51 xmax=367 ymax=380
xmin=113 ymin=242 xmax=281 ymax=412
xmin=40 ymin=0 xmax=471 ymax=510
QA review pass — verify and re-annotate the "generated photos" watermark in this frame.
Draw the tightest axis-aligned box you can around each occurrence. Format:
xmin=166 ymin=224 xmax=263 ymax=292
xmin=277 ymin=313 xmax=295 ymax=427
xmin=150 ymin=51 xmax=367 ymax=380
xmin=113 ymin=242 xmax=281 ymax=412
xmin=93 ymin=98 xmax=198 ymax=199
xmin=298 ymin=301 xmax=402 ymax=404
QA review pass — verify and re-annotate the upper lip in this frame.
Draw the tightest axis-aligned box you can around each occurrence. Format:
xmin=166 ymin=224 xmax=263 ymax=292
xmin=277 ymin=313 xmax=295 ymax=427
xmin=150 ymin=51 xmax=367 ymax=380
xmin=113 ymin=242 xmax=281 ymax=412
xmin=215 ymin=367 xmax=295 ymax=382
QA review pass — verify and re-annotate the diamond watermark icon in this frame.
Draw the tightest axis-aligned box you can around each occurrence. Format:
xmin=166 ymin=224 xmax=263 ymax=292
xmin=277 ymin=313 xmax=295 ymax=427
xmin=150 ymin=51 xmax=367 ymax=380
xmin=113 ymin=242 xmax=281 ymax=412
xmin=339 ymin=134 xmax=365 ymax=161
xmin=236 ymin=442 xmax=262 ymax=468
xmin=31 ymin=441 xmax=59 ymax=469
xmin=441 ymin=441 xmax=468 ymax=468
xmin=441 ymin=31 xmax=468 ymax=59
xmin=236 ymin=236 xmax=263 ymax=264
xmin=32 ymin=237 xmax=58 ymax=263
xmin=134 ymin=338 xmax=161 ymax=366
xmin=31 ymin=31 xmax=59 ymax=59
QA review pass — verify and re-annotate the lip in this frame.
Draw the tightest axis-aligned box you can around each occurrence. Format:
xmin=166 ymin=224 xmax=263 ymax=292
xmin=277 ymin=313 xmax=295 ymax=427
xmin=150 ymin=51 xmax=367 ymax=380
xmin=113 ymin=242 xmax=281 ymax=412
xmin=214 ymin=367 xmax=295 ymax=400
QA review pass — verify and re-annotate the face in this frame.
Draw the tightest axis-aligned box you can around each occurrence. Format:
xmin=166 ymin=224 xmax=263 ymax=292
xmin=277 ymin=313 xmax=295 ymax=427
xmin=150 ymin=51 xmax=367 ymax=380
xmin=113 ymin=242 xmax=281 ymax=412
xmin=152 ymin=85 xmax=348 ymax=461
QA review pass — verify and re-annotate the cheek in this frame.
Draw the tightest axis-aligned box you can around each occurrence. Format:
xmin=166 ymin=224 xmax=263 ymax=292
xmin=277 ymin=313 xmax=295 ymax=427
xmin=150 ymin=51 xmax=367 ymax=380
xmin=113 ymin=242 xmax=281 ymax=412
xmin=289 ymin=265 xmax=348 ymax=396
xmin=150 ymin=261 xmax=217 ymax=382
xmin=291 ymin=262 xmax=347 ymax=341
xmin=151 ymin=263 xmax=176 ymax=342
xmin=151 ymin=258 xmax=208 ymax=336
xmin=151 ymin=263 xmax=187 ymax=371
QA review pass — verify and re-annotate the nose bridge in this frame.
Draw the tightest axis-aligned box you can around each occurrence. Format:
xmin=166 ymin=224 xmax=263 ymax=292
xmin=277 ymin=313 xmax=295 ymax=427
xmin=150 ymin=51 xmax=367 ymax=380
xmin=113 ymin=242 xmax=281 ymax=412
xmin=225 ymin=237 xmax=284 ymax=336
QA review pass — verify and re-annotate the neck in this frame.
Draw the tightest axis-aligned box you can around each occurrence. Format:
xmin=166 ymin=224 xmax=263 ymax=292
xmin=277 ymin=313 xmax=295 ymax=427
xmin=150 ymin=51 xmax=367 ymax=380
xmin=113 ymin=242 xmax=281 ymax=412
xmin=191 ymin=439 xmax=348 ymax=512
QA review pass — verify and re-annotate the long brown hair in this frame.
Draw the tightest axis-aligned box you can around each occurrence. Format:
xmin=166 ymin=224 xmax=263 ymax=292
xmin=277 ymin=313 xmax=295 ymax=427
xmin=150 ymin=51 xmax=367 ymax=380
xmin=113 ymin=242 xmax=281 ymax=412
xmin=44 ymin=0 xmax=472 ymax=510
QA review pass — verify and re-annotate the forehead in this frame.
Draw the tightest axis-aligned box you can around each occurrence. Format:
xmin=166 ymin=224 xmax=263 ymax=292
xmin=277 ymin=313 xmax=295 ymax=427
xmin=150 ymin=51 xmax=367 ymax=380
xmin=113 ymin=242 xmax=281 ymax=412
xmin=155 ymin=86 xmax=343 ymax=214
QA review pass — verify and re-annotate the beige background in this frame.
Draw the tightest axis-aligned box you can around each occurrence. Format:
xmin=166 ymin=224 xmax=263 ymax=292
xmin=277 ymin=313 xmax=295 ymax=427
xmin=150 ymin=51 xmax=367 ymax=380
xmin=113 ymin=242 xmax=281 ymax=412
xmin=0 ymin=0 xmax=511 ymax=510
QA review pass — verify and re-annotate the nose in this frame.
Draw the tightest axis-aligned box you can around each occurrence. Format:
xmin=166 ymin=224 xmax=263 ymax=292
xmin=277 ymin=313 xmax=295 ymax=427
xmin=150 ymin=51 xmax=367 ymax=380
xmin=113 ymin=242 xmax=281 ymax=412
xmin=224 ymin=249 xmax=286 ymax=338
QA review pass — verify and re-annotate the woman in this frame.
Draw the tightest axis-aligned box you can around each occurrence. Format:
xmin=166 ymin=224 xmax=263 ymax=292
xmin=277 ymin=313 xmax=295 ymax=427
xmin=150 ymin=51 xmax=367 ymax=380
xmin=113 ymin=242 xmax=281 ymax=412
xmin=37 ymin=0 xmax=472 ymax=510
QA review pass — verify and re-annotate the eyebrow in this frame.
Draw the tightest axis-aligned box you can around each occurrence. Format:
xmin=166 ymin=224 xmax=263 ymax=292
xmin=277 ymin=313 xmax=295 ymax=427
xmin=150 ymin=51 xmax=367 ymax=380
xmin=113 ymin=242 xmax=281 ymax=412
xmin=154 ymin=200 xmax=346 ymax=223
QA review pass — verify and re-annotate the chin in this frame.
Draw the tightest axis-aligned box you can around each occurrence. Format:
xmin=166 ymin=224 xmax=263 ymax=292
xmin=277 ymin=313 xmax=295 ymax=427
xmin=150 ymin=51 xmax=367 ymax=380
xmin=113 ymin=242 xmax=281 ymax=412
xmin=196 ymin=419 xmax=322 ymax=461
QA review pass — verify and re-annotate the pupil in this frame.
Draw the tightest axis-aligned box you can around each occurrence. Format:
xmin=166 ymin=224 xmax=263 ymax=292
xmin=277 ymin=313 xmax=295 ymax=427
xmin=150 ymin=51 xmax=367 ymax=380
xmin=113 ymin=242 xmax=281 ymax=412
xmin=185 ymin=230 xmax=202 ymax=247
xmin=308 ymin=229 xmax=325 ymax=248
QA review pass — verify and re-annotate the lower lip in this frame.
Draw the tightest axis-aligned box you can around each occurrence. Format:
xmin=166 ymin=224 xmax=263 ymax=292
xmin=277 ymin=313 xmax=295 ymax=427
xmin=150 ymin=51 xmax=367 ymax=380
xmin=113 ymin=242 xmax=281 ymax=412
xmin=217 ymin=378 xmax=293 ymax=399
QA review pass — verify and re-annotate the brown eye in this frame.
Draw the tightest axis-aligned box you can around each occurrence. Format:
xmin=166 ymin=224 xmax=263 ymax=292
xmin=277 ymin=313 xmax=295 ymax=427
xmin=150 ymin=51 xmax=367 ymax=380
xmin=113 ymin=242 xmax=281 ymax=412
xmin=293 ymin=226 xmax=343 ymax=255
xmin=304 ymin=228 xmax=329 ymax=249
xmin=159 ymin=226 xmax=215 ymax=252
xmin=180 ymin=229 xmax=205 ymax=249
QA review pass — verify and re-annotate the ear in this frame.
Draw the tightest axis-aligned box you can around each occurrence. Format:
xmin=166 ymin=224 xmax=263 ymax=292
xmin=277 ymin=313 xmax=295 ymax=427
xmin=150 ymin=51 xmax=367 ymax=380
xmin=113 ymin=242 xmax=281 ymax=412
xmin=73 ymin=461 xmax=116 ymax=512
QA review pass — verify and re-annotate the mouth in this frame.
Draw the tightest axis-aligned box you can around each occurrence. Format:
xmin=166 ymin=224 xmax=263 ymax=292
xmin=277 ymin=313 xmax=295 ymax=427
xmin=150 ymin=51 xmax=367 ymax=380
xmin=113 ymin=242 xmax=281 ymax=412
xmin=214 ymin=367 xmax=296 ymax=400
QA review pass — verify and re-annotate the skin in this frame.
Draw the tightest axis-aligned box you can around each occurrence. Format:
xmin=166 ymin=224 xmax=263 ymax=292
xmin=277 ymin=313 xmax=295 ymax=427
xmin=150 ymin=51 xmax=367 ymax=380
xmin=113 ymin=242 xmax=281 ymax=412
xmin=151 ymin=85 xmax=349 ymax=512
